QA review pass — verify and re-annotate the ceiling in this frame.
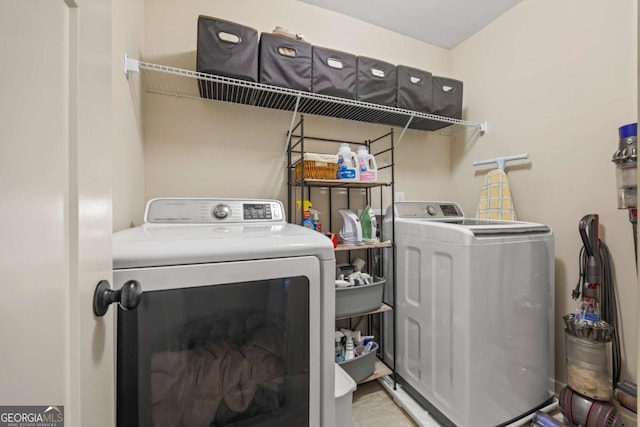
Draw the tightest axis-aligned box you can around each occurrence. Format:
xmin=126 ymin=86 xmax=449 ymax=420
xmin=298 ymin=0 xmax=523 ymax=49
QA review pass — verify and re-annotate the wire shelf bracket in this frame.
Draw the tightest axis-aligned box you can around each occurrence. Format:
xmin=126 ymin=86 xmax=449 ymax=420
xmin=124 ymin=54 xmax=139 ymax=75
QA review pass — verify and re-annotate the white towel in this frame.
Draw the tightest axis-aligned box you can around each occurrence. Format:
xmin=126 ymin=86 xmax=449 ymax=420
xmin=475 ymin=169 xmax=517 ymax=220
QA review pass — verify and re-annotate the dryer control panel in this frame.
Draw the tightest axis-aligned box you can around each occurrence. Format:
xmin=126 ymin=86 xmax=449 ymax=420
xmin=394 ymin=201 xmax=464 ymax=219
xmin=145 ymin=198 xmax=285 ymax=224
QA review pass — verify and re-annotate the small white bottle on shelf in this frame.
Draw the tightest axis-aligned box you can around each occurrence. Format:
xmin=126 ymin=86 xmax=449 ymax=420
xmin=345 ymin=336 xmax=355 ymax=361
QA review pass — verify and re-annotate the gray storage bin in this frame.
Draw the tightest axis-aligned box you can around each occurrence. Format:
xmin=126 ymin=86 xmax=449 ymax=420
xmin=423 ymin=76 xmax=464 ymax=131
xmin=338 ymin=342 xmax=379 ymax=383
xmin=259 ymin=33 xmax=312 ymax=91
xmin=312 ymin=46 xmax=357 ymax=99
xmin=197 ymin=16 xmax=259 ymax=100
xmin=396 ymin=65 xmax=433 ymax=113
xmin=196 ymin=16 xmax=258 ymax=81
xmin=335 ymin=277 xmax=384 ymax=318
xmin=356 ymin=56 xmax=397 ymax=107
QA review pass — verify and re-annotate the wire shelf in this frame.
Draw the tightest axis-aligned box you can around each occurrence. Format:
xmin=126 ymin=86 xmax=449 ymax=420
xmin=132 ymin=59 xmax=487 ymax=134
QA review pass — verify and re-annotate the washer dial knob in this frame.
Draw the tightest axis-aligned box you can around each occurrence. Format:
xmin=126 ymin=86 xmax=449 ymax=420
xmin=426 ymin=205 xmax=437 ymax=216
xmin=212 ymin=204 xmax=231 ymax=219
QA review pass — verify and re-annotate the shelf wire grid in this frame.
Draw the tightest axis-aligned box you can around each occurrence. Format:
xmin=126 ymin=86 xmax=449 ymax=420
xmin=137 ymin=61 xmax=484 ymax=133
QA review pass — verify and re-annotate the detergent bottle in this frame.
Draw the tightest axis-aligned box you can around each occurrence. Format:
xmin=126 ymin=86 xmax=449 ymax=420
xmin=356 ymin=146 xmax=378 ymax=181
xmin=296 ymin=200 xmax=316 ymax=230
xmin=337 ymin=143 xmax=359 ymax=180
xmin=359 ymin=206 xmax=377 ymax=241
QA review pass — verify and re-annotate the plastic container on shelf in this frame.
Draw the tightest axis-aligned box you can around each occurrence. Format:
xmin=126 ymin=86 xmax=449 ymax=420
xmin=335 ymin=277 xmax=385 ymax=318
xmin=337 ymin=143 xmax=359 ymax=180
xmin=338 ymin=342 xmax=379 ymax=383
xmin=356 ymin=146 xmax=378 ymax=181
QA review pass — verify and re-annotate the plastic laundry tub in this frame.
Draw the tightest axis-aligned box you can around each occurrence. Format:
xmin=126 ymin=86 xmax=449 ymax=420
xmin=335 ymin=363 xmax=357 ymax=427
xmin=335 ymin=278 xmax=385 ymax=318
xmin=338 ymin=342 xmax=379 ymax=383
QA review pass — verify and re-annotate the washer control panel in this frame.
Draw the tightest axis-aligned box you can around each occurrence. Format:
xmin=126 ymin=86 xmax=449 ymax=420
xmin=394 ymin=201 xmax=464 ymax=219
xmin=145 ymin=198 xmax=285 ymax=224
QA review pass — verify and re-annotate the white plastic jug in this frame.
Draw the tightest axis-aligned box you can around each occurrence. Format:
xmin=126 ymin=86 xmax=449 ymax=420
xmin=337 ymin=143 xmax=359 ymax=180
xmin=356 ymin=146 xmax=378 ymax=181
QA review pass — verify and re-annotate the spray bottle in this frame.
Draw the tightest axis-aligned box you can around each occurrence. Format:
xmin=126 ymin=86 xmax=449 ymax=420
xmin=309 ymin=208 xmax=322 ymax=232
xmin=296 ymin=200 xmax=316 ymax=230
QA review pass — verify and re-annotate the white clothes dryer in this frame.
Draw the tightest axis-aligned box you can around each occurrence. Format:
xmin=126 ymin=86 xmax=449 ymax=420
xmin=107 ymin=198 xmax=336 ymax=427
xmin=382 ymin=201 xmax=555 ymax=427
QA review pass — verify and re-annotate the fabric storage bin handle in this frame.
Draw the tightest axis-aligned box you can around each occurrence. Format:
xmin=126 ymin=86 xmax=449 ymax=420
xmin=217 ymin=31 xmax=241 ymax=44
xmin=277 ymin=46 xmax=298 ymax=58
xmin=441 ymin=84 xmax=456 ymax=94
xmin=369 ymin=67 xmax=385 ymax=78
xmin=327 ymin=57 xmax=344 ymax=70
xmin=409 ymin=76 xmax=423 ymax=85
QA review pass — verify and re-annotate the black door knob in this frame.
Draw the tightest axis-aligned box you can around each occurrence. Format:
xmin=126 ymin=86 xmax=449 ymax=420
xmin=93 ymin=279 xmax=143 ymax=317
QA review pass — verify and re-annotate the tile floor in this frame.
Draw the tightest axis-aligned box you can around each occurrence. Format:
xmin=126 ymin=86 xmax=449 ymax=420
xmin=351 ymin=380 xmax=559 ymax=426
xmin=351 ymin=380 xmax=417 ymax=427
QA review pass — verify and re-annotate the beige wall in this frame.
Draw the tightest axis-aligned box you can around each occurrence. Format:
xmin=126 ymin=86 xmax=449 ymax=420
xmin=141 ymin=0 xmax=458 ymax=215
xmin=134 ymin=0 xmax=638 ymax=403
xmin=112 ymin=0 xmax=145 ymax=231
xmin=451 ymin=0 xmax=638 ymax=388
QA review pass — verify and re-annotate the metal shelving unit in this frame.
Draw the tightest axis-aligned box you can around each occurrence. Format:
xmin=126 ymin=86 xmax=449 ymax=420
xmin=124 ymin=56 xmax=488 ymax=143
xmin=286 ymin=114 xmax=397 ymax=386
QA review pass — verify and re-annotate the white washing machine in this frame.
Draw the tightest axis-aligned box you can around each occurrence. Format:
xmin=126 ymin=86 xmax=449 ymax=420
xmin=382 ymin=201 xmax=555 ymax=427
xmin=105 ymin=198 xmax=335 ymax=427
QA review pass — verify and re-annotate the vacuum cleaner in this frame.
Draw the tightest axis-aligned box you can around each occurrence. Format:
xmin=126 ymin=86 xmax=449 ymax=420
xmin=550 ymin=124 xmax=639 ymax=427
xmin=557 ymin=213 xmax=621 ymax=427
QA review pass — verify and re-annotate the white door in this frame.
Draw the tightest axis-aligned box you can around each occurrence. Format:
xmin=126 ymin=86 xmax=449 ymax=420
xmin=0 ymin=1 xmax=113 ymax=425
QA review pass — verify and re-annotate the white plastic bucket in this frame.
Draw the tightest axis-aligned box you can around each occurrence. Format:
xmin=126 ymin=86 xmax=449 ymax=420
xmin=335 ymin=363 xmax=357 ymax=427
